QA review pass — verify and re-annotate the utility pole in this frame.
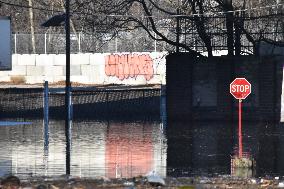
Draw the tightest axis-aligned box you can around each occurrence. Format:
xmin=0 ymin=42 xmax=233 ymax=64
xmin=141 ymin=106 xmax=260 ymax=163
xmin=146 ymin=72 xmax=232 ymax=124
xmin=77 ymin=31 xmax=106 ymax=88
xmin=40 ymin=0 xmax=72 ymax=177
xmin=65 ymin=0 xmax=71 ymax=176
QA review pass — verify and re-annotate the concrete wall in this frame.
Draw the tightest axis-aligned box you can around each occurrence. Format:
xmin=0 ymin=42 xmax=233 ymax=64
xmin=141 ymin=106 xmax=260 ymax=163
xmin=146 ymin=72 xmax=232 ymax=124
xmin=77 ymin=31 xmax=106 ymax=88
xmin=0 ymin=52 xmax=166 ymax=85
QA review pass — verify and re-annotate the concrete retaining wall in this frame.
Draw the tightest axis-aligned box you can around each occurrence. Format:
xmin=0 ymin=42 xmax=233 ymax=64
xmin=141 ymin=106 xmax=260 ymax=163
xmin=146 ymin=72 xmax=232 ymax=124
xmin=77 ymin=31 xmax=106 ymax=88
xmin=0 ymin=52 xmax=166 ymax=85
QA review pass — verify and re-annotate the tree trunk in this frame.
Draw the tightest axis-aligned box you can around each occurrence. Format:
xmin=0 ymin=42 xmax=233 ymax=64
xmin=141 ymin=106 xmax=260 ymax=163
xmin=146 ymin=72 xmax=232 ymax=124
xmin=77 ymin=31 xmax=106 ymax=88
xmin=28 ymin=0 xmax=36 ymax=54
xmin=176 ymin=9 xmax=180 ymax=53
xmin=191 ymin=0 xmax=213 ymax=57
xmin=234 ymin=12 xmax=242 ymax=56
xmin=225 ymin=0 xmax=234 ymax=56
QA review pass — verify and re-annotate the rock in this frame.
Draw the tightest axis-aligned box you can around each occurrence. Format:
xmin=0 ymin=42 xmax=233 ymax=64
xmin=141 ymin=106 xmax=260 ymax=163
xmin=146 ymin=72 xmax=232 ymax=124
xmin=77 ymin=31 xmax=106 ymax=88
xmin=99 ymin=176 xmax=110 ymax=182
xmin=199 ymin=177 xmax=211 ymax=184
xmin=1 ymin=175 xmax=21 ymax=188
xmin=279 ymin=182 xmax=284 ymax=188
xmin=132 ymin=175 xmax=145 ymax=185
xmin=176 ymin=186 xmax=195 ymax=189
xmin=36 ymin=184 xmax=47 ymax=189
xmin=250 ymin=179 xmax=257 ymax=184
xmin=62 ymin=182 xmax=86 ymax=189
xmin=260 ymin=179 xmax=272 ymax=188
xmin=250 ymin=178 xmax=261 ymax=184
xmin=123 ymin=181 xmax=134 ymax=186
xmin=49 ymin=185 xmax=60 ymax=189
xmin=146 ymin=171 xmax=165 ymax=186
xmin=231 ymin=157 xmax=254 ymax=168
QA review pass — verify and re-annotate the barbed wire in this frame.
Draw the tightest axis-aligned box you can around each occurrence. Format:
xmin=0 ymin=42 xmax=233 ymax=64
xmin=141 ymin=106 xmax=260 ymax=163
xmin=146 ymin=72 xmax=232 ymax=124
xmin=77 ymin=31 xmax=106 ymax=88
xmin=0 ymin=0 xmax=283 ymax=19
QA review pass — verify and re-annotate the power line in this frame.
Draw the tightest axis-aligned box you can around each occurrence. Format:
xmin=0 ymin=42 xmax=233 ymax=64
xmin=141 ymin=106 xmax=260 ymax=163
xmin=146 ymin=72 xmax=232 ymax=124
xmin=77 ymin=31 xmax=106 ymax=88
xmin=0 ymin=0 xmax=283 ymax=19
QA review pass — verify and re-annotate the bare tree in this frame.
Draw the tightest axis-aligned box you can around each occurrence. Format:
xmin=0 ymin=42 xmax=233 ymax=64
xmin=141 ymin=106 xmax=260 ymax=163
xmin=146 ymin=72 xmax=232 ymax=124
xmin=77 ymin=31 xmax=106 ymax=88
xmin=70 ymin=0 xmax=283 ymax=56
xmin=1 ymin=0 xmax=284 ymax=55
xmin=28 ymin=0 xmax=36 ymax=53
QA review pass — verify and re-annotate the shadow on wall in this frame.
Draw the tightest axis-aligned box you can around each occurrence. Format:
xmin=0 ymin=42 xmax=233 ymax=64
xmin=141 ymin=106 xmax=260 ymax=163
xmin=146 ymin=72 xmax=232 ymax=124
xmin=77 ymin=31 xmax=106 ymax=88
xmin=0 ymin=88 xmax=161 ymax=121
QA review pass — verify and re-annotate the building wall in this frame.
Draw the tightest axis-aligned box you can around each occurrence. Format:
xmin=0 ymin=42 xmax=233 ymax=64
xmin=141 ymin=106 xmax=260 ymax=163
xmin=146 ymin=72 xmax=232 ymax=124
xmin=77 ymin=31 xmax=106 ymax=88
xmin=166 ymin=53 xmax=284 ymax=122
xmin=0 ymin=52 xmax=166 ymax=85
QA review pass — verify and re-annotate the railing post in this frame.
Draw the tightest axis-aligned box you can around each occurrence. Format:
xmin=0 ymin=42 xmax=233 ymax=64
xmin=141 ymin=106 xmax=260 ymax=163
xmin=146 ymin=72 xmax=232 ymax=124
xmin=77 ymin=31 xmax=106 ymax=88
xmin=44 ymin=81 xmax=49 ymax=151
xmin=160 ymin=85 xmax=167 ymax=129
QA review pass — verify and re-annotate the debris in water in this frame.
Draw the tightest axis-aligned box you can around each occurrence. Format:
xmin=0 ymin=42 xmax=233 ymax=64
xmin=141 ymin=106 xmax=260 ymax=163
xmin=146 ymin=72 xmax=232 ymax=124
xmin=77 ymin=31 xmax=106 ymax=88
xmin=146 ymin=171 xmax=165 ymax=186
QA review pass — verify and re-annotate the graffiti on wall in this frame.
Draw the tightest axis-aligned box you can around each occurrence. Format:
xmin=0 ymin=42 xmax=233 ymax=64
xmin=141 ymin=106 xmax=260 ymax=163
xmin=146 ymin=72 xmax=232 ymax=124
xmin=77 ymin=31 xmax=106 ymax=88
xmin=105 ymin=54 xmax=154 ymax=81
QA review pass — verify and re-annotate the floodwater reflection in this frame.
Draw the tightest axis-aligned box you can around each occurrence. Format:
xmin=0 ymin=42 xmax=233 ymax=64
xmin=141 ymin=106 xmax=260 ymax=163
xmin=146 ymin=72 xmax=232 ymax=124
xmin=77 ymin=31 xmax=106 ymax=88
xmin=167 ymin=121 xmax=284 ymax=177
xmin=0 ymin=120 xmax=167 ymax=179
xmin=0 ymin=119 xmax=284 ymax=179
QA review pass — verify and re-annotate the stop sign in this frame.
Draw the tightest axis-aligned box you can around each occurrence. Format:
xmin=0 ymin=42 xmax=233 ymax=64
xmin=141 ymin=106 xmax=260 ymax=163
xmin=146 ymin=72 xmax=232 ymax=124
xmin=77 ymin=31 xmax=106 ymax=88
xmin=230 ymin=78 xmax=251 ymax=99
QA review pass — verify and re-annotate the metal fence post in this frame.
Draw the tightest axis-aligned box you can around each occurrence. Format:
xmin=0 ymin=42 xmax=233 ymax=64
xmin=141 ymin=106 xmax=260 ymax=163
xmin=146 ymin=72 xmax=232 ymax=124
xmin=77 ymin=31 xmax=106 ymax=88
xmin=14 ymin=33 xmax=17 ymax=54
xmin=115 ymin=37 xmax=118 ymax=53
xmin=154 ymin=33 xmax=157 ymax=52
xmin=78 ymin=32 xmax=81 ymax=53
xmin=44 ymin=33 xmax=47 ymax=54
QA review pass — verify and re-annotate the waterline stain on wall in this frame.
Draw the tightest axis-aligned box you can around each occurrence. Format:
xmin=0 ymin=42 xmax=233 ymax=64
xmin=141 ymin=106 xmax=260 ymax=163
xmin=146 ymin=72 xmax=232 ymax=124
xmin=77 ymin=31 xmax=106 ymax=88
xmin=105 ymin=54 xmax=154 ymax=81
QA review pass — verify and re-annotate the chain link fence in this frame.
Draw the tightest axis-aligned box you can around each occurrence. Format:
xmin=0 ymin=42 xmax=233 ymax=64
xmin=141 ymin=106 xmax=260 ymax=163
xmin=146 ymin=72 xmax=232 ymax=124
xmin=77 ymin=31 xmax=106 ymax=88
xmin=12 ymin=31 xmax=168 ymax=54
xmin=11 ymin=14 xmax=284 ymax=55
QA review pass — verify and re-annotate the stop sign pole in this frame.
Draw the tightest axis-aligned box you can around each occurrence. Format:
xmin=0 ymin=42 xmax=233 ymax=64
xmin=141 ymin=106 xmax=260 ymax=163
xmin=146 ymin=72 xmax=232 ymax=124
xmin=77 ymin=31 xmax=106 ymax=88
xmin=230 ymin=78 xmax=251 ymax=158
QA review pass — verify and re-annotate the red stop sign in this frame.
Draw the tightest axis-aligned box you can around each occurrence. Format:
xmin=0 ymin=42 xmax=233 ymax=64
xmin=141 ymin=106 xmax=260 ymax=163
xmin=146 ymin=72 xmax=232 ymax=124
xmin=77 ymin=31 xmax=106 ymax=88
xmin=230 ymin=78 xmax=251 ymax=100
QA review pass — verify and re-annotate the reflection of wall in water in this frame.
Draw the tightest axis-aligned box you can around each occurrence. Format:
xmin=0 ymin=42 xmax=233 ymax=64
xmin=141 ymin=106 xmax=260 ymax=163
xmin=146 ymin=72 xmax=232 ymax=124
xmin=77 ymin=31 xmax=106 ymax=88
xmin=277 ymin=125 xmax=284 ymax=175
xmin=8 ymin=120 xmax=66 ymax=177
xmin=0 ymin=120 xmax=166 ymax=178
xmin=191 ymin=122 xmax=231 ymax=175
xmin=0 ymin=126 xmax=12 ymax=176
xmin=235 ymin=122 xmax=284 ymax=177
xmin=0 ymin=160 xmax=12 ymax=177
xmin=167 ymin=121 xmax=284 ymax=177
xmin=166 ymin=122 xmax=194 ymax=176
xmin=71 ymin=121 xmax=107 ymax=178
xmin=105 ymin=121 xmax=166 ymax=178
xmin=152 ymin=123 xmax=167 ymax=177
xmin=167 ymin=121 xmax=232 ymax=176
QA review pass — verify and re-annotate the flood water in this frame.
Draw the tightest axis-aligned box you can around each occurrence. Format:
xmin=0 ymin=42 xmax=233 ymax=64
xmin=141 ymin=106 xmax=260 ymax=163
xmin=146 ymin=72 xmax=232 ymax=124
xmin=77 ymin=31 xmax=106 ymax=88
xmin=1 ymin=118 xmax=284 ymax=179
xmin=0 ymin=119 xmax=166 ymax=179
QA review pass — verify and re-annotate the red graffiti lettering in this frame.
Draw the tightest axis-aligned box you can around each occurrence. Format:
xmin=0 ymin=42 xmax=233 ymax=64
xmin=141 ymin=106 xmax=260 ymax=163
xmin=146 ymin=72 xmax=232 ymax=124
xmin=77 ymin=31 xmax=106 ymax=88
xmin=105 ymin=54 xmax=154 ymax=81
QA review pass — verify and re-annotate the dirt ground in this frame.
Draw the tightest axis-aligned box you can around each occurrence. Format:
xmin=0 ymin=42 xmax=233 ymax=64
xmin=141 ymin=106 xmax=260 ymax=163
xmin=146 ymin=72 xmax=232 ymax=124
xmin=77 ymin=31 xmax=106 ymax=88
xmin=1 ymin=175 xmax=283 ymax=189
